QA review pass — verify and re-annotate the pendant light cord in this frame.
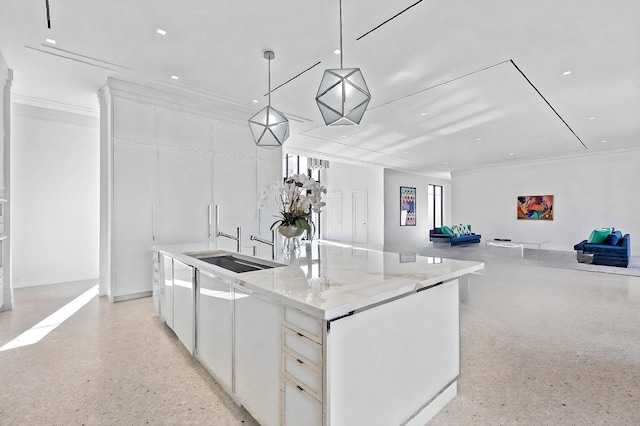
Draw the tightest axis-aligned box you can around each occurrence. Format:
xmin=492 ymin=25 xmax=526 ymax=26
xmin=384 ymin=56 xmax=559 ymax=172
xmin=339 ymin=0 xmax=343 ymax=69
xmin=267 ymin=57 xmax=271 ymax=106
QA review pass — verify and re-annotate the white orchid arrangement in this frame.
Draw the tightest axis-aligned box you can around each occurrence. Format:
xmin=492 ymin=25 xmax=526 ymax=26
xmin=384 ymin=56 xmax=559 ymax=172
xmin=259 ymin=174 xmax=327 ymax=234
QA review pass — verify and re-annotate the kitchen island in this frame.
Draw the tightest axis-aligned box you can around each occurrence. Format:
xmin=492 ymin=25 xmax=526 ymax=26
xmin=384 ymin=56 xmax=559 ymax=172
xmin=152 ymin=241 xmax=483 ymax=426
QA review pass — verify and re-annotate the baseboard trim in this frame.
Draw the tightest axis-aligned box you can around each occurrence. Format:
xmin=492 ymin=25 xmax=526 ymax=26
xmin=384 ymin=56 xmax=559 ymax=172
xmin=113 ymin=290 xmax=152 ymax=303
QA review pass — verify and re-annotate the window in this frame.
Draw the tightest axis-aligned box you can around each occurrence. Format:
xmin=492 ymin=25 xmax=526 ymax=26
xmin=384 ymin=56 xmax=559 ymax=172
xmin=283 ymin=154 xmax=321 ymax=239
xmin=428 ymin=184 xmax=443 ymax=229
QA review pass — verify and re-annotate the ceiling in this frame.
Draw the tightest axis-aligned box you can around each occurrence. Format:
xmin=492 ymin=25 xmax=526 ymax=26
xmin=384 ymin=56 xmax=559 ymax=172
xmin=1 ymin=0 xmax=639 ymax=178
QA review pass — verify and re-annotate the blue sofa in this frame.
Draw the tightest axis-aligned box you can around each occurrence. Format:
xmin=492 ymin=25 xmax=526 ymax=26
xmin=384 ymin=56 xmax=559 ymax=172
xmin=573 ymin=231 xmax=630 ymax=267
xmin=430 ymin=227 xmax=481 ymax=246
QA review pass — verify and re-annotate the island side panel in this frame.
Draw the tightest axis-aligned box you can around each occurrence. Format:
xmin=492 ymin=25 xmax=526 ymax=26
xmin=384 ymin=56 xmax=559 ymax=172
xmin=326 ymin=279 xmax=460 ymax=425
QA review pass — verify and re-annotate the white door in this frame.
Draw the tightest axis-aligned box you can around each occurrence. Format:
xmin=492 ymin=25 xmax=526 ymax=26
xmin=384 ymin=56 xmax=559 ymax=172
xmin=113 ymin=142 xmax=157 ymax=301
xmin=157 ymin=148 xmax=212 ymax=245
xmin=352 ymin=190 xmax=368 ymax=244
xmin=326 ymin=192 xmax=342 ymax=241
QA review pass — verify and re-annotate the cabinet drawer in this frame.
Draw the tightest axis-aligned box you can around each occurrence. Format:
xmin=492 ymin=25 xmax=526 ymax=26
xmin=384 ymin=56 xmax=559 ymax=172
xmin=284 ymin=378 xmax=322 ymax=426
xmin=284 ymin=353 xmax=322 ymax=401
xmin=283 ymin=306 xmax=323 ymax=343
xmin=282 ymin=328 xmax=322 ymax=369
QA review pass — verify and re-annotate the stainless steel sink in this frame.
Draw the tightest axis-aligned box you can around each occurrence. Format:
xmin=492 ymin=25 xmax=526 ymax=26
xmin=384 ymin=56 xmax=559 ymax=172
xmin=186 ymin=251 xmax=285 ymax=273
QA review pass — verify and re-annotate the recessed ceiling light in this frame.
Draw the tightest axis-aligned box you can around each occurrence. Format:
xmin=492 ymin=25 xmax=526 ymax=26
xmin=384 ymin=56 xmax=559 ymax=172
xmin=445 ymin=161 xmax=449 ymax=165
xmin=563 ymin=71 xmax=571 ymax=75
xmin=602 ymin=140 xmax=608 ymax=143
xmin=157 ymin=29 xmax=167 ymax=35
xmin=252 ymin=99 xmax=259 ymax=103
xmin=46 ymin=38 xmax=56 ymax=44
xmin=588 ymin=117 xmax=595 ymax=120
xmin=334 ymin=49 xmax=341 ymax=55
xmin=404 ymin=151 xmax=408 ymax=154
xmin=171 ymin=75 xmax=179 ymax=80
xmin=476 ymin=138 xmax=482 ymax=141
xmin=510 ymin=153 xmax=514 ymax=156
xmin=420 ymin=112 xmax=426 ymax=116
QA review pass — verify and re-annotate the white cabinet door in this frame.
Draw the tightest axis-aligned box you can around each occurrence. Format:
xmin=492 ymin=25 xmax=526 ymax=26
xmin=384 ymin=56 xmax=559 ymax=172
xmin=234 ymin=288 xmax=280 ymax=426
xmin=160 ymin=254 xmax=174 ymax=328
xmin=152 ymin=251 xmax=160 ymax=314
xmin=173 ymin=259 xmax=194 ymax=354
xmin=157 ymin=148 xmax=212 ymax=245
xmin=113 ymin=142 xmax=157 ymax=300
xmin=196 ymin=271 xmax=232 ymax=389
xmin=284 ymin=379 xmax=322 ymax=426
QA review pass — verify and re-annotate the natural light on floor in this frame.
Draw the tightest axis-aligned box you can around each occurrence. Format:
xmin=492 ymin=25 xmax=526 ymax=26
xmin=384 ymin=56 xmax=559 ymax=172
xmin=0 ymin=284 xmax=99 ymax=352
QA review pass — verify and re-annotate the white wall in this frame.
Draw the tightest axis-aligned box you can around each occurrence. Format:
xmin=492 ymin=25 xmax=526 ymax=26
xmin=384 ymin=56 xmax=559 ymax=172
xmin=319 ymin=161 xmax=385 ymax=247
xmin=12 ymin=104 xmax=99 ymax=287
xmin=383 ymin=169 xmax=452 ymax=251
xmin=451 ymin=150 xmax=640 ymax=252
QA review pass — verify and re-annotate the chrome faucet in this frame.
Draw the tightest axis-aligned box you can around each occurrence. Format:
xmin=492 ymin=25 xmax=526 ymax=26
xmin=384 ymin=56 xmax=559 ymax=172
xmin=250 ymin=230 xmax=276 ymax=260
xmin=215 ymin=205 xmax=241 ymax=253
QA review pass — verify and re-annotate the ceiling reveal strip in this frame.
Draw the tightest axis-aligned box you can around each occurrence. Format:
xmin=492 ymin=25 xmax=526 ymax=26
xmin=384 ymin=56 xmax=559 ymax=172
xmin=509 ymin=59 xmax=587 ymax=150
xmin=264 ymin=61 xmax=322 ymax=96
xmin=45 ymin=0 xmax=51 ymax=28
xmin=356 ymin=0 xmax=424 ymax=41
xmin=369 ymin=60 xmax=512 ymax=110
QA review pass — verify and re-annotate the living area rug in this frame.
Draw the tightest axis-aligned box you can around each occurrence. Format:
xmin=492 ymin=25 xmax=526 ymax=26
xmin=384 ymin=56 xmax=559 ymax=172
xmin=416 ymin=243 xmax=640 ymax=278
xmin=530 ymin=250 xmax=640 ymax=277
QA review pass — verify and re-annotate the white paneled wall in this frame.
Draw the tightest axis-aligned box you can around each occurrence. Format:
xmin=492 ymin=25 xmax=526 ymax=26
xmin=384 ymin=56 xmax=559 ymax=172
xmin=100 ymin=79 xmax=281 ymax=302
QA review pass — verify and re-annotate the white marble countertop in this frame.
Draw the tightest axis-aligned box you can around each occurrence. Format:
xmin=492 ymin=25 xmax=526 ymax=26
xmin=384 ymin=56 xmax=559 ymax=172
xmin=154 ymin=240 xmax=484 ymax=320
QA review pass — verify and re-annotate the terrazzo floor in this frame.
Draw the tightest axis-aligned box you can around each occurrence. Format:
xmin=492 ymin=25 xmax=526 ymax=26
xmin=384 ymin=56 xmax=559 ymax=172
xmin=1 ymin=245 xmax=639 ymax=425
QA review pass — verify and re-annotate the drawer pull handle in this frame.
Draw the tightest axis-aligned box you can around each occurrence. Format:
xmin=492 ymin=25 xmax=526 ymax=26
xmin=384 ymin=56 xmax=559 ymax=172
xmin=296 ymin=385 xmax=304 ymax=392
xmin=297 ymin=358 xmax=304 ymax=364
xmin=297 ymin=332 xmax=304 ymax=337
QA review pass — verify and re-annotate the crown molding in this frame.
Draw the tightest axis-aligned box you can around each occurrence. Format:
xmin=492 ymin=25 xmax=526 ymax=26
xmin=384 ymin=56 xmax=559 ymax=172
xmin=12 ymin=103 xmax=99 ymax=129
xmin=103 ymin=77 xmax=255 ymax=127
xmin=12 ymin=93 xmax=99 ymax=117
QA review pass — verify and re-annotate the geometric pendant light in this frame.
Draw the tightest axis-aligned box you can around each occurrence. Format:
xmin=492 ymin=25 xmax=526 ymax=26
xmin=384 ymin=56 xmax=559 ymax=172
xmin=249 ymin=51 xmax=290 ymax=148
xmin=315 ymin=0 xmax=371 ymax=126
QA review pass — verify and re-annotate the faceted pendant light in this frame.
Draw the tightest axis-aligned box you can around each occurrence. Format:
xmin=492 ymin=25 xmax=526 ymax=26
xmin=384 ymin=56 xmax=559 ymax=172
xmin=249 ymin=51 xmax=290 ymax=148
xmin=315 ymin=0 xmax=371 ymax=126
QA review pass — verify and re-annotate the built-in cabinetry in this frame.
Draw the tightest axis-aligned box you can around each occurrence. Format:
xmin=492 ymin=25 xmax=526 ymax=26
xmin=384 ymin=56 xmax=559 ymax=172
xmin=0 ymin=56 xmax=12 ymax=311
xmin=0 ymin=199 xmax=7 ymax=309
xmin=281 ymin=307 xmax=324 ymax=425
xmin=172 ymin=260 xmax=195 ymax=354
xmin=234 ymin=287 xmax=280 ymax=426
xmin=100 ymin=78 xmax=281 ymax=303
xmin=196 ymin=270 xmax=233 ymax=389
xmin=156 ymin=257 xmax=280 ymax=425
xmin=154 ymin=244 xmax=476 ymax=426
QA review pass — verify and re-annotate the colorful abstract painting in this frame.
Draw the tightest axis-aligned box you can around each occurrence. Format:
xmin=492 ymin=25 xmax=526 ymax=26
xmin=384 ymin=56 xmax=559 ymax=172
xmin=517 ymin=195 xmax=554 ymax=220
xmin=400 ymin=186 xmax=416 ymax=226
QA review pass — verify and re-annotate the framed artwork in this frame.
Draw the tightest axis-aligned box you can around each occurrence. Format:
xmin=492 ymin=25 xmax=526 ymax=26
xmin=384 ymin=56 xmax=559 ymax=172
xmin=517 ymin=195 xmax=554 ymax=220
xmin=400 ymin=186 xmax=416 ymax=226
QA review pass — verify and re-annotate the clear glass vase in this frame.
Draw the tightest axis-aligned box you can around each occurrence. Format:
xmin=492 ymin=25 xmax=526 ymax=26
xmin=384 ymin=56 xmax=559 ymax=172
xmin=278 ymin=225 xmax=304 ymax=253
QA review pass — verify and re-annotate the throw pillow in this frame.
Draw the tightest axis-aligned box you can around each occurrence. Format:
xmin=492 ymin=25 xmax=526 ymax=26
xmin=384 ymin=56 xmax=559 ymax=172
xmin=463 ymin=224 xmax=472 ymax=235
xmin=588 ymin=227 xmax=614 ymax=244
xmin=604 ymin=230 xmax=622 ymax=245
xmin=450 ymin=224 xmax=462 ymax=237
xmin=441 ymin=226 xmax=454 ymax=236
